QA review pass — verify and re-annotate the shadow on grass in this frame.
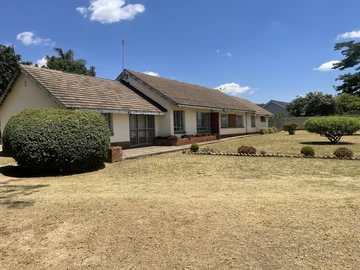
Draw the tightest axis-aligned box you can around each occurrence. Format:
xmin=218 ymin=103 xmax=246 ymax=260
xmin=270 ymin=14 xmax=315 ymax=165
xmin=0 ymin=163 xmax=105 ymax=178
xmin=300 ymin=141 xmax=355 ymax=146
xmin=0 ymin=183 xmax=49 ymax=209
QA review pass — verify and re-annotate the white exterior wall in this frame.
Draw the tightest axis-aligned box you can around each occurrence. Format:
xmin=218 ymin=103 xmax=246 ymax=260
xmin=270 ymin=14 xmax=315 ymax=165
xmin=111 ymin=114 xmax=130 ymax=143
xmin=123 ymin=76 xmax=171 ymax=137
xmin=0 ymin=74 xmax=59 ymax=135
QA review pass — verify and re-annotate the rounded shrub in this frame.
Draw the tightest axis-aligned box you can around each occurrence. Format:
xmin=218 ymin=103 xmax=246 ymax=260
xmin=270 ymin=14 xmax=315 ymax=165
xmin=268 ymin=127 xmax=275 ymax=133
xmin=2 ymin=109 xmax=110 ymax=174
xmin=271 ymin=126 xmax=279 ymax=133
xmin=238 ymin=145 xmax=257 ymax=154
xmin=190 ymin=143 xmax=199 ymax=152
xmin=260 ymin=128 xmax=269 ymax=135
xmin=283 ymin=122 xmax=298 ymax=135
xmin=301 ymin=146 xmax=315 ymax=157
xmin=333 ymin=147 xmax=354 ymax=158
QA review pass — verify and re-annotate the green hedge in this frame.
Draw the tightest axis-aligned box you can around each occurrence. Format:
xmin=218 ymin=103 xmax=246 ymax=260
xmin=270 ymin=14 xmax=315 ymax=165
xmin=3 ymin=109 xmax=110 ymax=174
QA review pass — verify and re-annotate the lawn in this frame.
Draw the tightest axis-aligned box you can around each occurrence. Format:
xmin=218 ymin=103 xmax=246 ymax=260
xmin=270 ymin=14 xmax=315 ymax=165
xmin=1 ymin=131 xmax=360 ymax=269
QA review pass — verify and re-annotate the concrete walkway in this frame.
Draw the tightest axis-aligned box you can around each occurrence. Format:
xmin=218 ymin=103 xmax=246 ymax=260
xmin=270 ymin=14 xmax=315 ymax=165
xmin=122 ymin=134 xmax=259 ymax=160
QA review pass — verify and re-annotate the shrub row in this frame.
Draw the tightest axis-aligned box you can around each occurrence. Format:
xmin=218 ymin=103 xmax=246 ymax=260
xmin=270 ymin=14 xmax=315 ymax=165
xmin=260 ymin=127 xmax=279 ymax=134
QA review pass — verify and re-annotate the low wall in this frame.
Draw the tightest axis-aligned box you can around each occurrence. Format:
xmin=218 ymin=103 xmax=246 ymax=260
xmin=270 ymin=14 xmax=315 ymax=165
xmin=154 ymin=135 xmax=218 ymax=146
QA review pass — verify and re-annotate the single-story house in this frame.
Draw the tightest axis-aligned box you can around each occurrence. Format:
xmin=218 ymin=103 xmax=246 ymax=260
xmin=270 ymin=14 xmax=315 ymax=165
xmin=0 ymin=65 xmax=272 ymax=149
xmin=262 ymin=100 xmax=289 ymax=117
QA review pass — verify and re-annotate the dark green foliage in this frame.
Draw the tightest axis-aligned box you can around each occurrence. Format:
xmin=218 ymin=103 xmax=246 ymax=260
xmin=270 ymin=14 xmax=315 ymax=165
xmin=333 ymin=41 xmax=360 ymax=95
xmin=2 ymin=109 xmax=110 ymax=174
xmin=301 ymin=146 xmax=315 ymax=157
xmin=190 ymin=143 xmax=199 ymax=152
xmin=304 ymin=117 xmax=360 ymax=144
xmin=287 ymin=92 xmax=336 ymax=117
xmin=335 ymin=94 xmax=360 ymax=115
xmin=238 ymin=145 xmax=256 ymax=154
xmin=0 ymin=44 xmax=21 ymax=93
xmin=333 ymin=147 xmax=354 ymax=158
xmin=45 ymin=47 xmax=96 ymax=77
xmin=283 ymin=122 xmax=298 ymax=135
xmin=260 ymin=128 xmax=269 ymax=134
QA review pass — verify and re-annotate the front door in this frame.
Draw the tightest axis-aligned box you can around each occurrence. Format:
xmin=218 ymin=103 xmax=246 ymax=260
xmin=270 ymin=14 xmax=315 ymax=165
xmin=130 ymin=115 xmax=155 ymax=147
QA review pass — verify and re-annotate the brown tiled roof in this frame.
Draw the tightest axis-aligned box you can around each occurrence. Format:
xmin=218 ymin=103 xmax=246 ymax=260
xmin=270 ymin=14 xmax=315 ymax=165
xmin=234 ymin=98 xmax=273 ymax=116
xmin=122 ymin=70 xmax=256 ymax=112
xmin=1 ymin=65 xmax=166 ymax=114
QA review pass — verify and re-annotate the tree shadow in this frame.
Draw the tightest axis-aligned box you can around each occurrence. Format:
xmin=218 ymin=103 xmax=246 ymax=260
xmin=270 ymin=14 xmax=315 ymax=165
xmin=0 ymin=182 xmax=49 ymax=209
xmin=300 ymin=141 xmax=355 ymax=146
xmin=0 ymin=163 xmax=105 ymax=178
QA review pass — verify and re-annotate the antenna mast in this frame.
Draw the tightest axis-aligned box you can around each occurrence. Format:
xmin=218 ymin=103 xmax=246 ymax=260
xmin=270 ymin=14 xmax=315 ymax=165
xmin=122 ymin=40 xmax=125 ymax=71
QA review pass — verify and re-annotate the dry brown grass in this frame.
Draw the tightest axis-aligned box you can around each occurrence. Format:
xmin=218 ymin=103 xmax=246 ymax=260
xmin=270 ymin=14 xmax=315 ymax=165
xmin=212 ymin=130 xmax=360 ymax=156
xmin=1 ymin=133 xmax=360 ymax=269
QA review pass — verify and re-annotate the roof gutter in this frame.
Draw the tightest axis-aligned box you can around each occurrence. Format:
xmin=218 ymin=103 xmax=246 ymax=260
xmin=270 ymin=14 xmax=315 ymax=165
xmin=75 ymin=108 xmax=166 ymax=115
xmin=177 ymin=104 xmax=256 ymax=114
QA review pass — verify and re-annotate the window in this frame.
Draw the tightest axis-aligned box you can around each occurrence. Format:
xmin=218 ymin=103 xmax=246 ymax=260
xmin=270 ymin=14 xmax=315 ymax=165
xmin=196 ymin=112 xmax=211 ymax=133
xmin=251 ymin=115 xmax=256 ymax=127
xmin=236 ymin=115 xmax=244 ymax=127
xmin=221 ymin=114 xmax=229 ymax=128
xmin=261 ymin=116 xmax=266 ymax=122
xmin=103 ymin=113 xmax=113 ymax=134
xmin=173 ymin=110 xmax=185 ymax=132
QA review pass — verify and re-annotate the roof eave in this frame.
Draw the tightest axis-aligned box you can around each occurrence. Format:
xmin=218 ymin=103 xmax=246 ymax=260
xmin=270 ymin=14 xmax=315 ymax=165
xmin=177 ymin=104 xmax=256 ymax=113
xmin=70 ymin=108 xmax=167 ymax=115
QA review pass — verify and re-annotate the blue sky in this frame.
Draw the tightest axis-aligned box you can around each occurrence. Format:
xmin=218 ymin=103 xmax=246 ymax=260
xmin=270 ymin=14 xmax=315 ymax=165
xmin=1 ymin=0 xmax=360 ymax=103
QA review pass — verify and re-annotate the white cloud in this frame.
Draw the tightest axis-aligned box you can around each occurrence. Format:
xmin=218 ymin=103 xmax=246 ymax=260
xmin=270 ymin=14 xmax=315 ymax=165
xmin=313 ymin=60 xmax=340 ymax=72
xmin=249 ymin=91 xmax=255 ymax=94
xmin=216 ymin=50 xmax=220 ymax=53
xmin=16 ymin=32 xmax=54 ymax=46
xmin=215 ymin=83 xmax=252 ymax=96
xmin=270 ymin=20 xmax=281 ymax=27
xmin=337 ymin=30 xmax=360 ymax=40
xmin=35 ymin=57 xmax=47 ymax=67
xmin=143 ymin=71 xmax=159 ymax=77
xmin=76 ymin=7 xmax=88 ymax=17
xmin=77 ymin=0 xmax=145 ymax=24
xmin=226 ymin=53 xmax=232 ymax=57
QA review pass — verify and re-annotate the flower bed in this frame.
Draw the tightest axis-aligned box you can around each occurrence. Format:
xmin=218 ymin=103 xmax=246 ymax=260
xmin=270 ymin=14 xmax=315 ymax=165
xmin=153 ymin=135 xmax=218 ymax=146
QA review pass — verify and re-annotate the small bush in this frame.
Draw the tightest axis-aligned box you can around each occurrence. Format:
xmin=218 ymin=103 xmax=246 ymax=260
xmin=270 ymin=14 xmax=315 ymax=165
xmin=260 ymin=150 xmax=267 ymax=155
xmin=268 ymin=127 xmax=275 ymax=133
xmin=283 ymin=122 xmax=298 ymax=135
xmin=271 ymin=126 xmax=279 ymax=132
xmin=238 ymin=145 xmax=257 ymax=154
xmin=2 ymin=109 xmax=110 ymax=174
xmin=260 ymin=128 xmax=269 ymax=134
xmin=301 ymin=146 xmax=315 ymax=157
xmin=190 ymin=143 xmax=199 ymax=152
xmin=333 ymin=147 xmax=354 ymax=158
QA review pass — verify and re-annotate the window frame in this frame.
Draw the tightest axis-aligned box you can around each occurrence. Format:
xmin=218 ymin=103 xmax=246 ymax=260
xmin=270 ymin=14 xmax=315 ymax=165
xmin=251 ymin=115 xmax=256 ymax=127
xmin=173 ymin=110 xmax=185 ymax=133
xmin=221 ymin=114 xmax=230 ymax=128
xmin=236 ymin=115 xmax=244 ymax=128
xmin=196 ymin=112 xmax=211 ymax=133
xmin=260 ymin=116 xmax=266 ymax=122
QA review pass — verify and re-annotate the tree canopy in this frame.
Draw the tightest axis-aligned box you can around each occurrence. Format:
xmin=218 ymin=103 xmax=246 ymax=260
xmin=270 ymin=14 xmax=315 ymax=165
xmin=0 ymin=44 xmax=21 ymax=93
xmin=286 ymin=92 xmax=336 ymax=117
xmin=45 ymin=48 xmax=96 ymax=77
xmin=333 ymin=41 xmax=360 ymax=95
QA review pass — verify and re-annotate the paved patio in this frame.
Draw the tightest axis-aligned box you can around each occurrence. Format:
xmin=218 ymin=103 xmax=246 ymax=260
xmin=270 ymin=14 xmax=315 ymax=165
xmin=122 ymin=134 xmax=258 ymax=160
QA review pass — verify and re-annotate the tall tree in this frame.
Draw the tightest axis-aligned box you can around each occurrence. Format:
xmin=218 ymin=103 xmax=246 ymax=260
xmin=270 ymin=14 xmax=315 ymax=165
xmin=287 ymin=92 xmax=336 ymax=117
xmin=333 ymin=41 xmax=360 ymax=95
xmin=335 ymin=93 xmax=360 ymax=115
xmin=0 ymin=44 xmax=21 ymax=93
xmin=45 ymin=47 xmax=96 ymax=77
